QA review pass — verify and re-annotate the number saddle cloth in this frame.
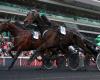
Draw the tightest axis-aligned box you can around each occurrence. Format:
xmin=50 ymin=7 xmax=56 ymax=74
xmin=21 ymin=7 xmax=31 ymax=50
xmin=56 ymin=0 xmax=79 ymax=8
xmin=59 ymin=26 xmax=66 ymax=35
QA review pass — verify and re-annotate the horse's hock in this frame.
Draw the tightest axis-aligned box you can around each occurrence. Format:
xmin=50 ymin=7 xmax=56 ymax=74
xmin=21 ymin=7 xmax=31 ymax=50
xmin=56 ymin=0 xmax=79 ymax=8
xmin=96 ymin=53 xmax=100 ymax=71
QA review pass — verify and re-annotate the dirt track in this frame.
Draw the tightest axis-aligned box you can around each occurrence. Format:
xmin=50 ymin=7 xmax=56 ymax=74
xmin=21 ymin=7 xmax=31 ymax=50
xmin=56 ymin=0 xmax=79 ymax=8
xmin=0 ymin=68 xmax=100 ymax=80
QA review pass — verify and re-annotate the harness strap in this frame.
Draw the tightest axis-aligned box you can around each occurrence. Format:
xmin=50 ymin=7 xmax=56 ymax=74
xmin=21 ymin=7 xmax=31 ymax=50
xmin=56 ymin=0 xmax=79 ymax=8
xmin=42 ymin=30 xmax=48 ymax=37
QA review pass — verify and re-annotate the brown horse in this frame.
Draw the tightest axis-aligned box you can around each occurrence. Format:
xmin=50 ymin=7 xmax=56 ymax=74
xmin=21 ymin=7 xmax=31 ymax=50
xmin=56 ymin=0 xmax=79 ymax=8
xmin=0 ymin=21 xmax=98 ymax=70
xmin=24 ymin=10 xmax=98 ymax=68
xmin=0 ymin=11 xmax=97 ymax=70
xmin=0 ymin=21 xmax=64 ymax=70
xmin=0 ymin=21 xmax=43 ymax=69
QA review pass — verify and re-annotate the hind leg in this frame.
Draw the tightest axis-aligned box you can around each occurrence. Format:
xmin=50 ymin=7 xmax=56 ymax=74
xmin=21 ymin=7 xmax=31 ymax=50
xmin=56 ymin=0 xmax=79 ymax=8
xmin=28 ymin=43 xmax=56 ymax=65
xmin=28 ymin=32 xmax=58 ymax=65
xmin=84 ymin=53 xmax=91 ymax=69
xmin=74 ymin=39 xmax=92 ymax=70
xmin=28 ymin=47 xmax=48 ymax=65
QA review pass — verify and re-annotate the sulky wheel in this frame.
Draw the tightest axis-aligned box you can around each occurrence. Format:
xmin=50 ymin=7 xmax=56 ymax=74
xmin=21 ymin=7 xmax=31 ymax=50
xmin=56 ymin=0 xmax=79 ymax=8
xmin=67 ymin=45 xmax=80 ymax=71
xmin=43 ymin=59 xmax=54 ymax=70
xmin=96 ymin=53 xmax=100 ymax=71
xmin=42 ymin=56 xmax=54 ymax=70
xmin=68 ymin=52 xmax=80 ymax=71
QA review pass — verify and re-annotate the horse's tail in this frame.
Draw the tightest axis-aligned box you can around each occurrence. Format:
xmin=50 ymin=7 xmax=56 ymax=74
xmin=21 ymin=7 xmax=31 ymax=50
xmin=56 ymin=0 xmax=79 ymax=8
xmin=83 ymin=38 xmax=98 ymax=58
xmin=74 ymin=29 xmax=98 ymax=58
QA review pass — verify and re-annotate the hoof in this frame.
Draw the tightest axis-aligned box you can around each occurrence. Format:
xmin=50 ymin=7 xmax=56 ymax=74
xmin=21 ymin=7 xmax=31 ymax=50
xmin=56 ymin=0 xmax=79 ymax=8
xmin=8 ymin=66 xmax=12 ymax=70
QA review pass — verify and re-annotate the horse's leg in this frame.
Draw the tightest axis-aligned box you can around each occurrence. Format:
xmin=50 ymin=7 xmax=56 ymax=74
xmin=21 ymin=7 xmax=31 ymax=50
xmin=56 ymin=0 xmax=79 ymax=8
xmin=8 ymin=47 xmax=17 ymax=58
xmin=74 ymin=37 xmax=92 ymax=70
xmin=27 ymin=50 xmax=40 ymax=65
xmin=84 ymin=53 xmax=91 ymax=69
xmin=7 ymin=42 xmax=21 ymax=58
xmin=28 ymin=32 xmax=57 ymax=65
xmin=8 ymin=50 xmax=21 ymax=70
xmin=28 ymin=42 xmax=53 ymax=65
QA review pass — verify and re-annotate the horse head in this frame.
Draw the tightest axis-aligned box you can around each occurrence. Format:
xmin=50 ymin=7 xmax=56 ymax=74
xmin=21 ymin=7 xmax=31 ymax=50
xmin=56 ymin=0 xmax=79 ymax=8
xmin=24 ymin=9 xmax=38 ymax=25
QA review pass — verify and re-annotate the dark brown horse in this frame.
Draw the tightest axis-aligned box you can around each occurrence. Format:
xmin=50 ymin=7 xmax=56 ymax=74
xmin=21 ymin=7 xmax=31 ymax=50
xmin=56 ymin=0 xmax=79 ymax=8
xmin=24 ymin=10 xmax=98 ymax=67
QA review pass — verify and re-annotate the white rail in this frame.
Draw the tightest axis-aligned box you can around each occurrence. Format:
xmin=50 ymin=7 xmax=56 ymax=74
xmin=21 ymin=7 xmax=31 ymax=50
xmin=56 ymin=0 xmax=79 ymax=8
xmin=0 ymin=56 xmax=30 ymax=67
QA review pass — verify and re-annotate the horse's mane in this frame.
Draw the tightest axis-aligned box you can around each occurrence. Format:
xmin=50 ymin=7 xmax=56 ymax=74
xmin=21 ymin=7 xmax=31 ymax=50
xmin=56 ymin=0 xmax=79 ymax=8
xmin=34 ymin=14 xmax=45 ymax=26
xmin=41 ymin=15 xmax=52 ymax=26
xmin=66 ymin=26 xmax=85 ymax=40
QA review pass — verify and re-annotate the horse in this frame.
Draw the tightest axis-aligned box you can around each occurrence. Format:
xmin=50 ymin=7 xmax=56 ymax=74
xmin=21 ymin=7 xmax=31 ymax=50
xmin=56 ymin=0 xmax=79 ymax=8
xmin=0 ymin=11 xmax=98 ymax=70
xmin=0 ymin=21 xmax=65 ymax=70
xmin=24 ymin=10 xmax=99 ymax=69
xmin=0 ymin=21 xmax=43 ymax=70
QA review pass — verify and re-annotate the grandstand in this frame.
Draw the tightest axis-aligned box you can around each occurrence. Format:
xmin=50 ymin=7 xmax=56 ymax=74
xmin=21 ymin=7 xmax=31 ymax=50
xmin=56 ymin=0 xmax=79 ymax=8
xmin=0 ymin=0 xmax=100 ymax=42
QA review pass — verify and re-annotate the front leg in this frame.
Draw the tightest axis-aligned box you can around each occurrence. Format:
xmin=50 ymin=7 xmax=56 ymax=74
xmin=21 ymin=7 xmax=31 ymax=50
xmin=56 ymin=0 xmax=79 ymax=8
xmin=8 ymin=47 xmax=17 ymax=58
xmin=8 ymin=50 xmax=21 ymax=70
